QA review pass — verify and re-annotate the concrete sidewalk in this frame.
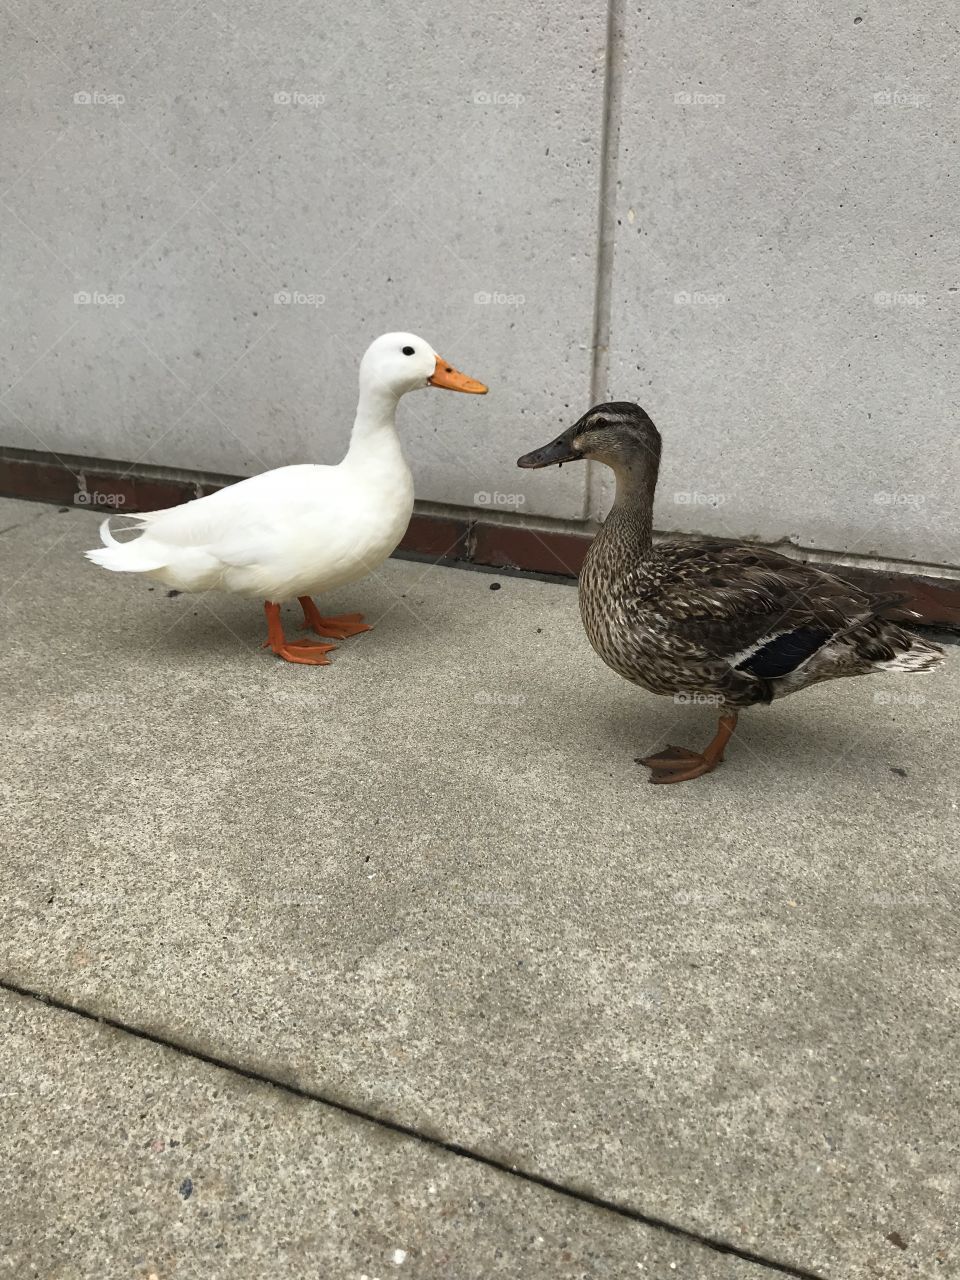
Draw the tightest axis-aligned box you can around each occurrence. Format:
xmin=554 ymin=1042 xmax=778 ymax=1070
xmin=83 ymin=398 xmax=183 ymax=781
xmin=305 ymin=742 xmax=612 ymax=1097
xmin=1 ymin=496 xmax=958 ymax=1279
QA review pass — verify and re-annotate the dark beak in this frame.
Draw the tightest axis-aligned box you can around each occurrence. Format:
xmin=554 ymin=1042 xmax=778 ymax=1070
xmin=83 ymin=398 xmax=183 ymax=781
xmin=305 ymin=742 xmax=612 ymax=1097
xmin=517 ymin=430 xmax=582 ymax=469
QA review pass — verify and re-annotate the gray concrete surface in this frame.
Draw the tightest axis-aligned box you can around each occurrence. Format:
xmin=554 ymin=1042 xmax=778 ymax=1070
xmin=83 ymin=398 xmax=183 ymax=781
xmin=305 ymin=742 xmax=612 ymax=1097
xmin=0 ymin=989 xmax=763 ymax=1280
xmin=4 ymin=2 xmax=958 ymax=563
xmin=2 ymin=498 xmax=960 ymax=1279
xmin=601 ymin=2 xmax=960 ymax=565
xmin=0 ymin=0 xmax=600 ymax=520
xmin=601 ymin=0 xmax=960 ymax=564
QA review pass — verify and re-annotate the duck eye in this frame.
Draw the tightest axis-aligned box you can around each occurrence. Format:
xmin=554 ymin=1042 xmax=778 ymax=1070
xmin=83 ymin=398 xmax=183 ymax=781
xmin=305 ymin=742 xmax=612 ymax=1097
xmin=402 ymin=346 xmax=415 ymax=356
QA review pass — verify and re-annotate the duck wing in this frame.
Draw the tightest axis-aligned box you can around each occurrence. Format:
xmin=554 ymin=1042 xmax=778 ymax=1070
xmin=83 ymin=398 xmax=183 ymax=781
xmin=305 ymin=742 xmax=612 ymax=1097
xmin=85 ymin=465 xmax=333 ymax=587
xmin=642 ymin=541 xmax=880 ymax=678
xmin=134 ymin=465 xmax=325 ymax=550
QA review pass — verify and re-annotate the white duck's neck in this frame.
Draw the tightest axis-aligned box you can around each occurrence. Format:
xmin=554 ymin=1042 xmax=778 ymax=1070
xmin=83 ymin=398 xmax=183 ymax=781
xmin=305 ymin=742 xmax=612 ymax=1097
xmin=343 ymin=382 xmax=406 ymax=469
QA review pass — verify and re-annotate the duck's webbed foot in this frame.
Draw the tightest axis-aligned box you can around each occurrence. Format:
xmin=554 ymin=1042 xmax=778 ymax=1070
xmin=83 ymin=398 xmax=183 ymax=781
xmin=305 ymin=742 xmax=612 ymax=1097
xmin=298 ymin=597 xmax=373 ymax=640
xmin=269 ymin=638 xmax=338 ymax=665
xmin=638 ymin=745 xmax=704 ymax=769
xmin=637 ymin=712 xmax=738 ymax=785
xmin=638 ymin=748 xmax=719 ymax=784
xmin=263 ymin=601 xmax=337 ymax=665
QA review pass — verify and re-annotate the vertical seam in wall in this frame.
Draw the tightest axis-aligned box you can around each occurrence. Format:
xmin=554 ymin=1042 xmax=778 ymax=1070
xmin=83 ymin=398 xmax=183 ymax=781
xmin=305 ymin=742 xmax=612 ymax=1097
xmin=586 ymin=0 xmax=627 ymax=521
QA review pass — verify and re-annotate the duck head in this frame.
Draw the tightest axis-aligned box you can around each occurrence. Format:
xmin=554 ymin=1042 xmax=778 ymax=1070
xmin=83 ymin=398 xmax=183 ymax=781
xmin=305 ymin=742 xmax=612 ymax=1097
xmin=517 ymin=402 xmax=661 ymax=472
xmin=359 ymin=332 xmax=488 ymax=399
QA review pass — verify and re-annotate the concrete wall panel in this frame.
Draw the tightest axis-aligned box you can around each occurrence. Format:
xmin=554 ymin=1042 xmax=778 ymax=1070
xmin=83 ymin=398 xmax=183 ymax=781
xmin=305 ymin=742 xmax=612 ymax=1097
xmin=4 ymin=0 xmax=958 ymax=566
xmin=602 ymin=0 xmax=960 ymax=566
xmin=1 ymin=0 xmax=608 ymax=519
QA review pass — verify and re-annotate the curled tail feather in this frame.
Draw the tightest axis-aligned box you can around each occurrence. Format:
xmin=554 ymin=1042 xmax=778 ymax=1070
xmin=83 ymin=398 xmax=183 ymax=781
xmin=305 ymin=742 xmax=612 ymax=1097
xmin=85 ymin=515 xmax=168 ymax=573
xmin=98 ymin=514 xmax=122 ymax=547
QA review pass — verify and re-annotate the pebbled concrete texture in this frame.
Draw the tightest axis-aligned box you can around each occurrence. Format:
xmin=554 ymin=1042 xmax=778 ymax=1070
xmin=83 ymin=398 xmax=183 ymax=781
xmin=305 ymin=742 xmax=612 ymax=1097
xmin=0 ymin=989 xmax=761 ymax=1280
xmin=2 ymin=498 xmax=959 ymax=1279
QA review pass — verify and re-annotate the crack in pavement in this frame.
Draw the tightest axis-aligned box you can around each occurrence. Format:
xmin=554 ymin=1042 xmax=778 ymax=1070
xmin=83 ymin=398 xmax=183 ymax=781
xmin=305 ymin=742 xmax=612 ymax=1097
xmin=1 ymin=976 xmax=824 ymax=1280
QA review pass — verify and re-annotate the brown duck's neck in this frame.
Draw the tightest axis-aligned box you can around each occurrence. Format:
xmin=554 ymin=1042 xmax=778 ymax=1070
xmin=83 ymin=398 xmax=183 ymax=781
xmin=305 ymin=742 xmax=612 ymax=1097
xmin=601 ymin=457 xmax=659 ymax=558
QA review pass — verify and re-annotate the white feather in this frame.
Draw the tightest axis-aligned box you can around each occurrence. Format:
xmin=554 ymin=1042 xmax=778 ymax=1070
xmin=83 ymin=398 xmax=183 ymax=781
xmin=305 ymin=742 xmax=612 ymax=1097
xmin=876 ymin=646 xmax=942 ymax=674
xmin=726 ymin=631 xmax=788 ymax=670
xmin=99 ymin=515 xmax=120 ymax=547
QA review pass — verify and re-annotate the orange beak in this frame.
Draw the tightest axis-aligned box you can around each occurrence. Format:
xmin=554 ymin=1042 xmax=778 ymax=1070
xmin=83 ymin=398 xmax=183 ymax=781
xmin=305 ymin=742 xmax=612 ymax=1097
xmin=427 ymin=353 xmax=488 ymax=394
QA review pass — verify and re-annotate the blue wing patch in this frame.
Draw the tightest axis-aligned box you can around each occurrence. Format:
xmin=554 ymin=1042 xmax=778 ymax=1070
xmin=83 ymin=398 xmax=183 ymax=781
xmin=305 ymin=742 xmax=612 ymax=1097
xmin=735 ymin=626 xmax=833 ymax=678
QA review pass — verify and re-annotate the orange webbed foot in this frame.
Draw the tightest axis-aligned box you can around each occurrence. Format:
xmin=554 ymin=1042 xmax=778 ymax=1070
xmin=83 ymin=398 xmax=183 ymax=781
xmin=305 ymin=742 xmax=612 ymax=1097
xmin=263 ymin=637 xmax=338 ymax=666
xmin=637 ymin=746 xmax=705 ymax=769
xmin=263 ymin=600 xmax=338 ymax=666
xmin=637 ymin=749 xmax=716 ymax=785
xmin=636 ymin=712 xmax=738 ymax=785
xmin=298 ymin=598 xmax=373 ymax=640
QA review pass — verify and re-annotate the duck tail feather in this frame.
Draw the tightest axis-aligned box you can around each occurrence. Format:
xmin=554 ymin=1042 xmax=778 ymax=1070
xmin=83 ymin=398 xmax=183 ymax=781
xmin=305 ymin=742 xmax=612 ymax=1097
xmin=98 ymin=514 xmax=120 ymax=547
xmin=85 ymin=518 xmax=168 ymax=573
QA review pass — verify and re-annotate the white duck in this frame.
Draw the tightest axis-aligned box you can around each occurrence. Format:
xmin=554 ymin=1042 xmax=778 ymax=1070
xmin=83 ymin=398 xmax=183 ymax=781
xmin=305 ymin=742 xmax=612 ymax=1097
xmin=86 ymin=332 xmax=487 ymax=664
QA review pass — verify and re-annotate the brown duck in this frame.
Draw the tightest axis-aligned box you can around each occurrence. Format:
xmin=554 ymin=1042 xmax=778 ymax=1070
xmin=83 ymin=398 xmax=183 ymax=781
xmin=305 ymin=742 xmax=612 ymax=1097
xmin=518 ymin=403 xmax=944 ymax=784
